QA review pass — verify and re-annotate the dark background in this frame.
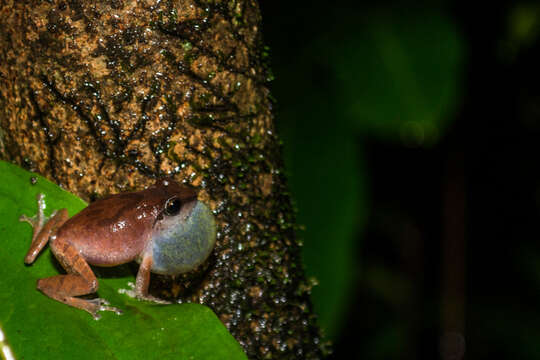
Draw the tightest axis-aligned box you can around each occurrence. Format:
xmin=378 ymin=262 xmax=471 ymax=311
xmin=260 ymin=1 xmax=540 ymax=358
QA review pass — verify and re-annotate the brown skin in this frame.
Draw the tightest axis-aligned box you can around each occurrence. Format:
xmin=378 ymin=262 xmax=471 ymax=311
xmin=20 ymin=179 xmax=198 ymax=319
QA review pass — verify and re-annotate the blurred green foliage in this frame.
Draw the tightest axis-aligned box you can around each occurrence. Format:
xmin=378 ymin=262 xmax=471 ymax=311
xmin=334 ymin=12 xmax=463 ymax=145
xmin=0 ymin=161 xmax=246 ymax=360
xmin=501 ymin=4 xmax=540 ymax=60
xmin=272 ymin=8 xmax=464 ymax=340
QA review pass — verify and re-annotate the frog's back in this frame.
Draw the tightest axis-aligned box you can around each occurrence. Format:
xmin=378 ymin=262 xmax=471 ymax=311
xmin=56 ymin=192 xmax=158 ymax=266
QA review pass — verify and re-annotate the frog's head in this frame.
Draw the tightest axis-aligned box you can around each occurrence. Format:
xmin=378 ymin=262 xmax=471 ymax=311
xmin=150 ymin=179 xmax=217 ymax=275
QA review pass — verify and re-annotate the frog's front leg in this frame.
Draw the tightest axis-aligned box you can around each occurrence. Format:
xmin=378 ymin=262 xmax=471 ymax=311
xmin=133 ymin=253 xmax=170 ymax=304
xmin=38 ymin=236 xmax=121 ymax=319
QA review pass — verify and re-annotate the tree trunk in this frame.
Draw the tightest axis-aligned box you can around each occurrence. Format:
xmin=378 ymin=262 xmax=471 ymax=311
xmin=0 ymin=0 xmax=323 ymax=358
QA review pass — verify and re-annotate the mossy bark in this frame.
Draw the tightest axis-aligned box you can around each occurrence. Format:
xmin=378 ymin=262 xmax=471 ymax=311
xmin=0 ymin=0 xmax=323 ymax=358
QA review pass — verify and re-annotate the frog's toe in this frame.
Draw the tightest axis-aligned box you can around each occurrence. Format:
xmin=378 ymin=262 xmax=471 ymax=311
xmin=94 ymin=298 xmax=112 ymax=306
xmin=118 ymin=282 xmax=136 ymax=299
xmin=100 ymin=304 xmax=123 ymax=315
xmin=19 ymin=214 xmax=31 ymax=223
xmin=87 ymin=298 xmax=123 ymax=319
xmin=137 ymin=294 xmax=171 ymax=304
xmin=19 ymin=214 xmax=38 ymax=228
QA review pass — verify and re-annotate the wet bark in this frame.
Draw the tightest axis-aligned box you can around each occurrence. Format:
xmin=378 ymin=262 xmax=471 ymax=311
xmin=0 ymin=0 xmax=323 ymax=358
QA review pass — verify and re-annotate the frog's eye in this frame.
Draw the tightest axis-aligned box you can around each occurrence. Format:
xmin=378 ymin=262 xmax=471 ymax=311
xmin=164 ymin=198 xmax=182 ymax=216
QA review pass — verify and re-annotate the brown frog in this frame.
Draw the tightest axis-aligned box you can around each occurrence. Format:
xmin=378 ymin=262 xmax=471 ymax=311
xmin=20 ymin=179 xmax=217 ymax=319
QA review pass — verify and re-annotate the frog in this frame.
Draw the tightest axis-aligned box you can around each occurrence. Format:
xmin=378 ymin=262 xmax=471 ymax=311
xmin=19 ymin=179 xmax=217 ymax=319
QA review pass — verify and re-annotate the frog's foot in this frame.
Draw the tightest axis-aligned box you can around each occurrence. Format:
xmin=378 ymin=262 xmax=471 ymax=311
xmin=118 ymin=281 xmax=137 ymax=298
xmin=137 ymin=294 xmax=172 ymax=304
xmin=118 ymin=282 xmax=171 ymax=304
xmin=19 ymin=193 xmax=48 ymax=236
xmin=86 ymin=298 xmax=123 ymax=320
xmin=20 ymin=194 xmax=69 ymax=264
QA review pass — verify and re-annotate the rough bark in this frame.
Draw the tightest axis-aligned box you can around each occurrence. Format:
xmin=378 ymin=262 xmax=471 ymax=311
xmin=0 ymin=0 xmax=323 ymax=358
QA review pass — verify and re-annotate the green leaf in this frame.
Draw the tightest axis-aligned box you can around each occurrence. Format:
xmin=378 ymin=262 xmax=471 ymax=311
xmin=0 ymin=160 xmax=246 ymax=360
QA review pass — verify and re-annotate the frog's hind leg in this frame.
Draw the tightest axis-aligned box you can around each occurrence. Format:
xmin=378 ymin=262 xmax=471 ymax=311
xmin=19 ymin=193 xmax=69 ymax=264
xmin=37 ymin=237 xmax=121 ymax=319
